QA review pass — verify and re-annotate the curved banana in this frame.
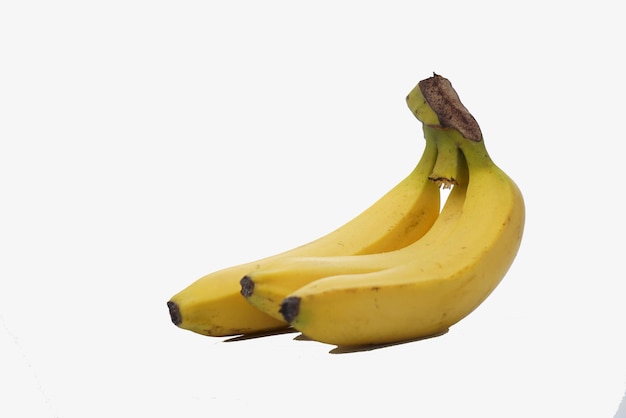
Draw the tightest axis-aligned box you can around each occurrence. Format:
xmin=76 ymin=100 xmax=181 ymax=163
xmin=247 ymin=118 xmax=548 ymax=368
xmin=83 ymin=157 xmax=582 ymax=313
xmin=240 ymin=74 xmax=469 ymax=321
xmin=241 ymin=144 xmax=468 ymax=321
xmin=167 ymin=127 xmax=441 ymax=336
xmin=275 ymin=74 xmax=525 ymax=346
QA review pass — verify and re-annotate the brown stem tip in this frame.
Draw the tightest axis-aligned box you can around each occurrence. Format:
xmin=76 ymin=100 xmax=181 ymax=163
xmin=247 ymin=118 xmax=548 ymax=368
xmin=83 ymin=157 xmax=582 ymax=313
xmin=419 ymin=73 xmax=483 ymax=142
xmin=240 ymin=276 xmax=254 ymax=298
xmin=279 ymin=296 xmax=301 ymax=323
xmin=167 ymin=301 xmax=182 ymax=326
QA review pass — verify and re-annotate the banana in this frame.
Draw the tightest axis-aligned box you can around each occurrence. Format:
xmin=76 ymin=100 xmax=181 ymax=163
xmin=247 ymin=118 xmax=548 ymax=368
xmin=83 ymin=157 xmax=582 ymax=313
xmin=240 ymin=75 xmax=471 ymax=322
xmin=241 ymin=139 xmax=468 ymax=321
xmin=167 ymin=120 xmax=442 ymax=336
xmin=272 ymin=74 xmax=525 ymax=346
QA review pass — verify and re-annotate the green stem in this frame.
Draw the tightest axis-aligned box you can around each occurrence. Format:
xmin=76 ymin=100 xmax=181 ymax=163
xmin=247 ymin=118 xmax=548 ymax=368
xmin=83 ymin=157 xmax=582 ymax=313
xmin=424 ymin=125 xmax=468 ymax=188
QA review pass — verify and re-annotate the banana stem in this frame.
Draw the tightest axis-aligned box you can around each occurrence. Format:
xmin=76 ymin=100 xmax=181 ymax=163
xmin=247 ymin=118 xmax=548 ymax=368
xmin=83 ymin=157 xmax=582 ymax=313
xmin=407 ymin=73 xmax=485 ymax=188
xmin=433 ymin=124 xmax=496 ymax=174
xmin=425 ymin=125 xmax=468 ymax=188
xmin=430 ymin=125 xmax=501 ymax=188
xmin=455 ymin=133 xmax=495 ymax=171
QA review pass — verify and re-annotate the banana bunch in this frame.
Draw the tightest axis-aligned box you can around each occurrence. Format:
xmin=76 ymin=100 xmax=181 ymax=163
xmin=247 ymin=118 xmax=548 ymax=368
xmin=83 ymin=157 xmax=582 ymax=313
xmin=167 ymin=74 xmax=525 ymax=347
xmin=166 ymin=90 xmax=442 ymax=336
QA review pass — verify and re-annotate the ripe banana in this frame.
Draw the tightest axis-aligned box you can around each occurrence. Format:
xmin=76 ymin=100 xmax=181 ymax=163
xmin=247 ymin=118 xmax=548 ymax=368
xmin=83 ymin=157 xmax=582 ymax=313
xmin=241 ymin=139 xmax=468 ymax=321
xmin=167 ymin=120 xmax=442 ymax=336
xmin=270 ymin=74 xmax=525 ymax=346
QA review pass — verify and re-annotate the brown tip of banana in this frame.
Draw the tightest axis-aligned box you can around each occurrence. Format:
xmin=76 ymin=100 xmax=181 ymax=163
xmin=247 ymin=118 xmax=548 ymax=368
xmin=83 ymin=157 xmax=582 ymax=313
xmin=279 ymin=296 xmax=301 ymax=323
xmin=167 ymin=301 xmax=182 ymax=326
xmin=240 ymin=275 xmax=254 ymax=298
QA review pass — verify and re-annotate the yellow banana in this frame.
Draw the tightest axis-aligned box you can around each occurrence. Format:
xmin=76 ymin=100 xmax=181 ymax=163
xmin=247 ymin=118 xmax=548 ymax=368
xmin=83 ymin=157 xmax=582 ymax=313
xmin=167 ymin=120 xmax=441 ymax=336
xmin=274 ymin=74 xmax=525 ymax=346
xmin=240 ymin=74 xmax=469 ymax=321
xmin=241 ymin=141 xmax=468 ymax=321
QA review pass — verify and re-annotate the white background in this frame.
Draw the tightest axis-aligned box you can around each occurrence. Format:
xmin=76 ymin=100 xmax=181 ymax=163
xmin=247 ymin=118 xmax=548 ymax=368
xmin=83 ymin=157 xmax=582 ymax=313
xmin=2 ymin=1 xmax=625 ymax=417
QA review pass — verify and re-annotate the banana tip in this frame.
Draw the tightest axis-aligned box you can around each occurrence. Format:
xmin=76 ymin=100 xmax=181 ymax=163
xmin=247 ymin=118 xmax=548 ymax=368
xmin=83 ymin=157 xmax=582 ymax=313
xmin=240 ymin=275 xmax=254 ymax=298
xmin=167 ymin=300 xmax=182 ymax=326
xmin=279 ymin=296 xmax=301 ymax=323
